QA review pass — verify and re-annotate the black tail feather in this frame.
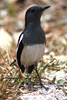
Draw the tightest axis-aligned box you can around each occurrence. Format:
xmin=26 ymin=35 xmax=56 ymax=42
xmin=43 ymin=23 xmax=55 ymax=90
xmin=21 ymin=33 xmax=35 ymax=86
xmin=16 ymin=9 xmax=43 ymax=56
xmin=28 ymin=65 xmax=34 ymax=74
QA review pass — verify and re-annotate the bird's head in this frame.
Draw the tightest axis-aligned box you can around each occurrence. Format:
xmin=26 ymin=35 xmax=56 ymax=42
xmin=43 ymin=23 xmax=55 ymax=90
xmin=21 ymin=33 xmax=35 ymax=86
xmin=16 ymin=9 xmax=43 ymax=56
xmin=25 ymin=6 xmax=50 ymax=26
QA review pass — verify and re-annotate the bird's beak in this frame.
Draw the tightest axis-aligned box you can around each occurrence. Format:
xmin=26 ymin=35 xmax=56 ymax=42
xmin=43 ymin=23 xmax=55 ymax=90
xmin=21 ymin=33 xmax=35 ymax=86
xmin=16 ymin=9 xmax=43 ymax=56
xmin=42 ymin=6 xmax=51 ymax=11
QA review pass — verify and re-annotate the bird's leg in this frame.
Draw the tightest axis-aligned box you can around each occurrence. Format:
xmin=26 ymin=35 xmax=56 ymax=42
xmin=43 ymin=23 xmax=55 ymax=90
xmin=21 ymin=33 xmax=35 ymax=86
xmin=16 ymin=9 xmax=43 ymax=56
xmin=34 ymin=65 xmax=49 ymax=90
xmin=25 ymin=67 xmax=30 ymax=85
xmin=25 ymin=67 xmax=33 ymax=89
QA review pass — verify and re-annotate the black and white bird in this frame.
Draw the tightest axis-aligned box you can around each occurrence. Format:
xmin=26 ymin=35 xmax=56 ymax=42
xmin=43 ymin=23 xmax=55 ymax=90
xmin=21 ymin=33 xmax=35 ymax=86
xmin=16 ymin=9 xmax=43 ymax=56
xmin=12 ymin=5 xmax=50 ymax=89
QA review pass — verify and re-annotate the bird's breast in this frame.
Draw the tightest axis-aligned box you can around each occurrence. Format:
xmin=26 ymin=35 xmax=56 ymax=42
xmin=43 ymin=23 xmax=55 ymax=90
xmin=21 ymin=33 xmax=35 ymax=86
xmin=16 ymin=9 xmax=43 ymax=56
xmin=20 ymin=44 xmax=45 ymax=66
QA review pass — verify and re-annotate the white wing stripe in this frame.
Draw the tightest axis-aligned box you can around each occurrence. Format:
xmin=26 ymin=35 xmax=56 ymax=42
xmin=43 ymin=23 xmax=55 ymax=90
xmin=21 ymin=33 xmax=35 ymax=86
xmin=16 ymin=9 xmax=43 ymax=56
xmin=18 ymin=34 xmax=24 ymax=44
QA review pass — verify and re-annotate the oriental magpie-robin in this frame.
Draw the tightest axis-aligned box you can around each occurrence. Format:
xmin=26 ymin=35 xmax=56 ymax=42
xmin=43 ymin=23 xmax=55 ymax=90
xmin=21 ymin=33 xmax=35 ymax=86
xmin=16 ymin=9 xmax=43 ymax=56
xmin=12 ymin=5 xmax=50 ymax=89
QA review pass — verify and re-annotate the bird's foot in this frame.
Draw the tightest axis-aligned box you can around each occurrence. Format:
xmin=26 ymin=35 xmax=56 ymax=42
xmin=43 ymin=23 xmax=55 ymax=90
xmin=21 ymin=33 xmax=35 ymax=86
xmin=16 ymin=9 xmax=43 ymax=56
xmin=40 ymin=83 xmax=49 ymax=91
xmin=25 ymin=81 xmax=34 ymax=90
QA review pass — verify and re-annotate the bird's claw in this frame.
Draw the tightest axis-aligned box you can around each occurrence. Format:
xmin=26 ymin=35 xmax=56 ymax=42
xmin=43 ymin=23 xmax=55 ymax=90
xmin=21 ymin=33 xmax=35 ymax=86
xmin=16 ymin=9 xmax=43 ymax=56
xmin=40 ymin=83 xmax=49 ymax=90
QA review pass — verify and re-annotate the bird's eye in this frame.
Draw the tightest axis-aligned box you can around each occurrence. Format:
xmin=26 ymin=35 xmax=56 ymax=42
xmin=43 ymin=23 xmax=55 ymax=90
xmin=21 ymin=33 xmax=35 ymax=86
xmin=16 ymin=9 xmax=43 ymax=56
xmin=31 ymin=9 xmax=35 ymax=13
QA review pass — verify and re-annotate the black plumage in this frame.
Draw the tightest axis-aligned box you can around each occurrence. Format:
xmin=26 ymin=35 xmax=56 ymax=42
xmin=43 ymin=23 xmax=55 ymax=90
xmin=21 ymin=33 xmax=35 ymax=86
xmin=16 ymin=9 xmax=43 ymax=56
xmin=16 ymin=5 xmax=50 ymax=89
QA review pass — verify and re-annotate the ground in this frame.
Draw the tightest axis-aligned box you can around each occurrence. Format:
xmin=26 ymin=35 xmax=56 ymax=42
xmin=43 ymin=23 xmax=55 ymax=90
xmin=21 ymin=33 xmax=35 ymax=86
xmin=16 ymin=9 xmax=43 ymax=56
xmin=0 ymin=0 xmax=67 ymax=100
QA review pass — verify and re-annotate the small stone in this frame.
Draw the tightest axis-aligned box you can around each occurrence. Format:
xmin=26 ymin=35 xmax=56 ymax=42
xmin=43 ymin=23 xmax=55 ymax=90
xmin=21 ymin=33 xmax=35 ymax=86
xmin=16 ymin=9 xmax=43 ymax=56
xmin=0 ymin=28 xmax=13 ymax=50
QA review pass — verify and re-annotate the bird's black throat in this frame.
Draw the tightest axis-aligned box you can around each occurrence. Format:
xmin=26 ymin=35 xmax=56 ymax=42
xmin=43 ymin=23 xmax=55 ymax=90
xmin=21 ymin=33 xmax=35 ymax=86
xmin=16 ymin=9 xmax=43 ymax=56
xmin=23 ymin=20 xmax=46 ymax=45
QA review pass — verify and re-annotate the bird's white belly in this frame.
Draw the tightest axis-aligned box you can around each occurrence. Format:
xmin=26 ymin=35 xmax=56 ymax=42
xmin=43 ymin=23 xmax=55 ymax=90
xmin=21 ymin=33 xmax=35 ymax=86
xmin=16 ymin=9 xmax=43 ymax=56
xmin=20 ymin=44 xmax=45 ymax=66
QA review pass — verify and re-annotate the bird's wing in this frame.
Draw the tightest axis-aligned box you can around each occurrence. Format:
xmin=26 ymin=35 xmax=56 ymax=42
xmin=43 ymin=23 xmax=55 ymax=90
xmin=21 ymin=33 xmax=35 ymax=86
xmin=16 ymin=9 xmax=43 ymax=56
xmin=16 ymin=29 xmax=29 ymax=71
xmin=17 ymin=32 xmax=24 ymax=46
xmin=16 ymin=32 xmax=25 ymax=73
